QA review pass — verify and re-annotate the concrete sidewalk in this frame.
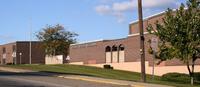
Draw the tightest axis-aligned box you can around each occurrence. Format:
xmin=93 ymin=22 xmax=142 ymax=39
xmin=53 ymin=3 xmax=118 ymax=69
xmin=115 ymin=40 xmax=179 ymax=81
xmin=57 ymin=75 xmax=172 ymax=87
xmin=0 ymin=66 xmax=34 ymax=72
xmin=0 ymin=66 xmax=173 ymax=87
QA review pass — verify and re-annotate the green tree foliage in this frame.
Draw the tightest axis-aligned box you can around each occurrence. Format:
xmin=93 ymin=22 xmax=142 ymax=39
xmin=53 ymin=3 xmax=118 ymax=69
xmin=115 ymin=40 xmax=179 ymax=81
xmin=36 ymin=24 xmax=78 ymax=56
xmin=147 ymin=0 xmax=200 ymax=85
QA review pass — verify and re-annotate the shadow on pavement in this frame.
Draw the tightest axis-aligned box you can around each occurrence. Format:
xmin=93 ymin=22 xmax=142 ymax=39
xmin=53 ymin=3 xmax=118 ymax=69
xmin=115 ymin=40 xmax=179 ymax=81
xmin=0 ymin=71 xmax=54 ymax=77
xmin=0 ymin=71 xmax=97 ymax=78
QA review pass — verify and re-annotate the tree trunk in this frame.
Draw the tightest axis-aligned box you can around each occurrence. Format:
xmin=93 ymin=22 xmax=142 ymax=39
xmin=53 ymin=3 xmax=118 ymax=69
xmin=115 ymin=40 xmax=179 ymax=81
xmin=187 ymin=57 xmax=196 ymax=85
xmin=187 ymin=62 xmax=191 ymax=75
xmin=186 ymin=62 xmax=193 ymax=85
xmin=190 ymin=58 xmax=195 ymax=85
xmin=191 ymin=64 xmax=194 ymax=85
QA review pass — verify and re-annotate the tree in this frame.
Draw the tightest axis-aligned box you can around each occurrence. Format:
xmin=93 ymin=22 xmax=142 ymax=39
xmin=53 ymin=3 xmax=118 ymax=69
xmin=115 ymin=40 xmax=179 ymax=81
xmin=147 ymin=0 xmax=200 ymax=85
xmin=36 ymin=24 xmax=78 ymax=56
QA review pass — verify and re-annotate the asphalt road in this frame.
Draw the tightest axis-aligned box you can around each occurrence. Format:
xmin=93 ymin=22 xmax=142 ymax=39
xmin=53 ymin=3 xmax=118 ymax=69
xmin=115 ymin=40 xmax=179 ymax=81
xmin=0 ymin=71 xmax=130 ymax=87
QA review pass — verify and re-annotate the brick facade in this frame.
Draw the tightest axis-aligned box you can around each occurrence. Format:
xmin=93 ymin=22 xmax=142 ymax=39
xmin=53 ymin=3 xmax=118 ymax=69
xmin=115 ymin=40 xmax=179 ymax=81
xmin=0 ymin=41 xmax=45 ymax=64
xmin=69 ymin=12 xmax=200 ymax=66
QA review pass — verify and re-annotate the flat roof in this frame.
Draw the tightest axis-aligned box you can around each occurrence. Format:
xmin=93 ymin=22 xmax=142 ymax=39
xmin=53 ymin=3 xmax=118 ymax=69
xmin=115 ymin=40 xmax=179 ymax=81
xmin=127 ymin=32 xmax=149 ymax=37
xmin=71 ymin=37 xmax=127 ymax=46
xmin=71 ymin=39 xmax=104 ymax=46
xmin=129 ymin=11 xmax=166 ymax=25
xmin=0 ymin=41 xmax=41 ymax=45
xmin=130 ymin=8 xmax=187 ymax=25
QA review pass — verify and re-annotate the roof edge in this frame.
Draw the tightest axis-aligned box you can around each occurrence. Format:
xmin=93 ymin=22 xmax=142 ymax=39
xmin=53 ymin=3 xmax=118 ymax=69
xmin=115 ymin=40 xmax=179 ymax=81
xmin=129 ymin=11 xmax=166 ymax=25
xmin=129 ymin=8 xmax=185 ymax=25
xmin=127 ymin=32 xmax=149 ymax=37
xmin=71 ymin=39 xmax=104 ymax=46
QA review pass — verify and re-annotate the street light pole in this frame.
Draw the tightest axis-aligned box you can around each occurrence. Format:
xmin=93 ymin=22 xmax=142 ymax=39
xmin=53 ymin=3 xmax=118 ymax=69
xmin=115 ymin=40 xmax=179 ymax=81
xmin=138 ymin=0 xmax=146 ymax=82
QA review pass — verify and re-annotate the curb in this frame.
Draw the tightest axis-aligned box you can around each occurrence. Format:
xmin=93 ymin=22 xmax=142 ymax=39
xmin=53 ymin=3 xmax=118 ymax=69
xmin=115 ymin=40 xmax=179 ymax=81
xmin=0 ymin=67 xmax=32 ymax=72
xmin=57 ymin=75 xmax=145 ymax=87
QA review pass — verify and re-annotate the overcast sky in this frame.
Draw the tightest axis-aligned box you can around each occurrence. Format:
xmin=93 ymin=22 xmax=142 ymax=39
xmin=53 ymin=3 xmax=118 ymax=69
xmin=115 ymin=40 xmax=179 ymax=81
xmin=0 ymin=0 xmax=186 ymax=44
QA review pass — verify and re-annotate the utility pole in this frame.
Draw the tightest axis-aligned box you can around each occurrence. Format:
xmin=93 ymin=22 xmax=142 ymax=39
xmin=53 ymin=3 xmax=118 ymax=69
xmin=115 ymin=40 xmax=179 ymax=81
xmin=138 ymin=0 xmax=146 ymax=82
xmin=29 ymin=18 xmax=32 ymax=64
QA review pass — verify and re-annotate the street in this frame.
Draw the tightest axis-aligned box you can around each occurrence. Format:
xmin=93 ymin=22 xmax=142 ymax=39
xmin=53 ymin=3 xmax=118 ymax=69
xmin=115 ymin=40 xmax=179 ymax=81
xmin=0 ymin=71 xmax=130 ymax=87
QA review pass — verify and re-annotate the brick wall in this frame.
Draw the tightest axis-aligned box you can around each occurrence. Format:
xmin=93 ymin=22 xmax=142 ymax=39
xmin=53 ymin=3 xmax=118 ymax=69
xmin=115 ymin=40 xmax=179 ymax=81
xmin=69 ymin=12 xmax=200 ymax=66
xmin=0 ymin=42 xmax=16 ymax=64
xmin=70 ymin=41 xmax=105 ymax=64
xmin=16 ymin=41 xmax=45 ymax=64
xmin=0 ymin=41 xmax=45 ymax=64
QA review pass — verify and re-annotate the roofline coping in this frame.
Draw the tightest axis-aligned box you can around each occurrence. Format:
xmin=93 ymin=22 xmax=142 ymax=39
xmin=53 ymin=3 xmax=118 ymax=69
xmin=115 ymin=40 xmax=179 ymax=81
xmin=127 ymin=32 xmax=149 ymax=37
xmin=129 ymin=8 xmax=187 ymax=25
xmin=0 ymin=41 xmax=41 ymax=45
xmin=129 ymin=11 xmax=166 ymax=25
xmin=71 ymin=39 xmax=104 ymax=46
xmin=71 ymin=37 xmax=127 ymax=46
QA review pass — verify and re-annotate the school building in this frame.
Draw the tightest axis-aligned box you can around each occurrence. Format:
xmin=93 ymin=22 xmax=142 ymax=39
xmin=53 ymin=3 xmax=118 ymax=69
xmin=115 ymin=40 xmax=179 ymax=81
xmin=69 ymin=11 xmax=200 ymax=76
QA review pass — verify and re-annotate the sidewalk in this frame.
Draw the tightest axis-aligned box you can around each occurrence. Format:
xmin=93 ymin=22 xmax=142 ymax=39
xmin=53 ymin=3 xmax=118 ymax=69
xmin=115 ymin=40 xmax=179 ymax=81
xmin=0 ymin=66 xmax=34 ymax=72
xmin=58 ymin=75 xmax=172 ymax=87
xmin=0 ymin=66 xmax=173 ymax=87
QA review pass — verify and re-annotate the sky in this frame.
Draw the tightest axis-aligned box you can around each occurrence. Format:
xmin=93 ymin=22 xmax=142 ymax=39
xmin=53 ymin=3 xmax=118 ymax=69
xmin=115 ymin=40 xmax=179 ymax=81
xmin=0 ymin=0 xmax=187 ymax=44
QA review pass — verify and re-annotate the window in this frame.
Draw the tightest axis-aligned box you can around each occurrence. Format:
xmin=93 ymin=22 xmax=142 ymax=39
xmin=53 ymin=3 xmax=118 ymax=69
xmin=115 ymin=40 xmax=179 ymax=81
xmin=105 ymin=46 xmax=111 ymax=52
xmin=3 ymin=47 xmax=6 ymax=54
xmin=112 ymin=45 xmax=118 ymax=51
xmin=12 ymin=45 xmax=16 ymax=52
xmin=105 ymin=44 xmax=125 ymax=63
xmin=119 ymin=44 xmax=125 ymax=51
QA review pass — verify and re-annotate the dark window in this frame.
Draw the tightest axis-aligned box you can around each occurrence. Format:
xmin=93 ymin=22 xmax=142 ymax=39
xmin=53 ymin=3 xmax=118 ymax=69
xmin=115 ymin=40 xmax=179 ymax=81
xmin=119 ymin=44 xmax=125 ymax=51
xmin=12 ymin=45 xmax=16 ymax=52
xmin=3 ymin=47 xmax=6 ymax=53
xmin=112 ymin=45 xmax=118 ymax=51
xmin=105 ymin=46 xmax=111 ymax=52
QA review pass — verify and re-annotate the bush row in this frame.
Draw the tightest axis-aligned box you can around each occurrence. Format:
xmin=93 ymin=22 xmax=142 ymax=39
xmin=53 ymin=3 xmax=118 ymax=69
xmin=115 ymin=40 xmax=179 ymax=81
xmin=161 ymin=72 xmax=200 ymax=84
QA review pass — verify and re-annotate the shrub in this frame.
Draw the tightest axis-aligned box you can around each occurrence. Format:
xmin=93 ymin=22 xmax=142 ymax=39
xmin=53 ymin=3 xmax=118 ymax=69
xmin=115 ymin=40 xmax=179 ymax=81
xmin=6 ymin=63 xmax=14 ymax=65
xmin=194 ymin=72 xmax=200 ymax=83
xmin=161 ymin=73 xmax=190 ymax=84
xmin=103 ymin=64 xmax=113 ymax=69
xmin=161 ymin=72 xmax=200 ymax=84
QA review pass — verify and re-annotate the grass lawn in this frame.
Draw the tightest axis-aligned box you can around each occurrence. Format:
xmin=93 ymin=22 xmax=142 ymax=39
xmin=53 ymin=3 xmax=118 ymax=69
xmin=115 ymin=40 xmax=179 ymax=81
xmin=3 ymin=64 xmax=200 ymax=87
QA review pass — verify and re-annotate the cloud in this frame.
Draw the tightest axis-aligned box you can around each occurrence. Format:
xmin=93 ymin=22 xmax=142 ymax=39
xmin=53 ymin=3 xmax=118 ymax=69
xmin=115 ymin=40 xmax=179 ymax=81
xmin=95 ymin=0 xmax=181 ymax=23
xmin=142 ymin=0 xmax=177 ymax=8
xmin=100 ymin=0 xmax=114 ymax=4
xmin=112 ymin=1 xmax=134 ymax=12
xmin=0 ymin=35 xmax=13 ymax=40
xmin=95 ymin=5 xmax=111 ymax=15
xmin=113 ymin=12 xmax=124 ymax=23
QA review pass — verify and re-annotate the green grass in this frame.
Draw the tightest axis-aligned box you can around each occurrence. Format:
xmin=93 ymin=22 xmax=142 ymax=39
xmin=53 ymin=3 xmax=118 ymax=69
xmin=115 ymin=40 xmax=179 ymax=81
xmin=3 ymin=64 xmax=200 ymax=87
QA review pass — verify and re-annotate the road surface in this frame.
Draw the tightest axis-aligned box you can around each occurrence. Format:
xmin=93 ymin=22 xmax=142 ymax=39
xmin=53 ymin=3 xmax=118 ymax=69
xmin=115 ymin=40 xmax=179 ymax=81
xmin=0 ymin=71 xmax=130 ymax=87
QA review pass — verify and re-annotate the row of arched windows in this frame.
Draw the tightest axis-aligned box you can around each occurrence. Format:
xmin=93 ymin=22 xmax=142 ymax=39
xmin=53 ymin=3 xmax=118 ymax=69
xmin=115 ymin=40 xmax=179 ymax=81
xmin=105 ymin=44 xmax=125 ymax=63
xmin=105 ymin=44 xmax=125 ymax=52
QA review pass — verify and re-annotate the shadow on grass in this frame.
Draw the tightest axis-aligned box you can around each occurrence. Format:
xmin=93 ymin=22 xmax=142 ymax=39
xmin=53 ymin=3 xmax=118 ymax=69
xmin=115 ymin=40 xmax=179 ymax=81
xmin=39 ymin=71 xmax=98 ymax=77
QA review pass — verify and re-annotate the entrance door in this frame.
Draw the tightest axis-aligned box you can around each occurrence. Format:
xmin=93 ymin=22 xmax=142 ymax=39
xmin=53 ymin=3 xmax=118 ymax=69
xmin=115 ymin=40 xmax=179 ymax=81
xmin=112 ymin=51 xmax=118 ymax=63
xmin=119 ymin=51 xmax=125 ymax=62
xmin=105 ymin=46 xmax=111 ymax=63
xmin=119 ymin=45 xmax=125 ymax=63
xmin=112 ymin=45 xmax=118 ymax=63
